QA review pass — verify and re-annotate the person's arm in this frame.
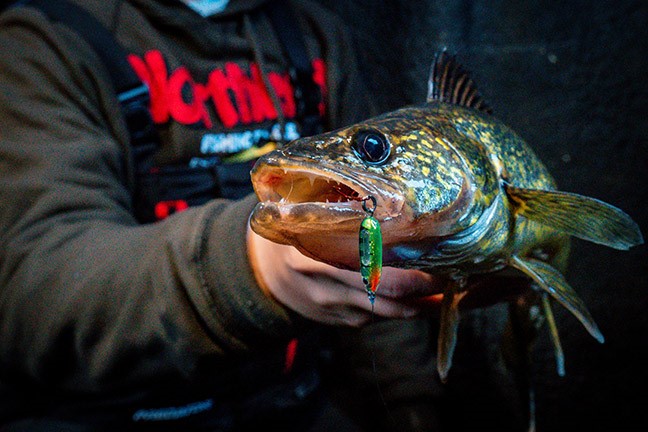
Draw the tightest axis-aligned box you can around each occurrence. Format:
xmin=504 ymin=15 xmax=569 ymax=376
xmin=0 ymin=9 xmax=437 ymax=395
xmin=0 ymin=10 xmax=300 ymax=393
xmin=248 ymin=230 xmax=441 ymax=325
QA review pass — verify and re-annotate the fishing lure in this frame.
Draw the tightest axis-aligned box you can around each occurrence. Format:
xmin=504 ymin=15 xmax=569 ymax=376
xmin=359 ymin=196 xmax=382 ymax=304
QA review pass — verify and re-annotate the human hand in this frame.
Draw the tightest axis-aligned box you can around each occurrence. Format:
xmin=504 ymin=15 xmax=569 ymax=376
xmin=247 ymin=227 xmax=444 ymax=326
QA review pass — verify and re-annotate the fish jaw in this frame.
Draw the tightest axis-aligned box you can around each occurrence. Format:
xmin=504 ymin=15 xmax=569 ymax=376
xmin=249 ymin=147 xmax=480 ymax=270
xmin=250 ymin=152 xmax=405 ymax=269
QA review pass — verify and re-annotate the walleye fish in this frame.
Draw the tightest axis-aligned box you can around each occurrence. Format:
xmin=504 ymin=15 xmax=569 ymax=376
xmin=249 ymin=52 xmax=643 ymax=388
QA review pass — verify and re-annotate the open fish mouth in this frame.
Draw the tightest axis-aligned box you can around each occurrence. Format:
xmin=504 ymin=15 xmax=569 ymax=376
xmin=249 ymin=156 xmax=406 ymax=267
xmin=256 ymin=167 xmax=363 ymax=205
xmin=251 ymin=161 xmax=404 ymax=226
xmin=254 ymin=167 xmax=365 ymax=212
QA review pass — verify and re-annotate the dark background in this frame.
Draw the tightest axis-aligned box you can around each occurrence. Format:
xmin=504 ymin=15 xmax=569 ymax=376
xmin=320 ymin=0 xmax=647 ymax=430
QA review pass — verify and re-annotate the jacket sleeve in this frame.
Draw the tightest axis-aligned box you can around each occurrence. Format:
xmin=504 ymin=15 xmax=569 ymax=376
xmin=0 ymin=9 xmax=291 ymax=393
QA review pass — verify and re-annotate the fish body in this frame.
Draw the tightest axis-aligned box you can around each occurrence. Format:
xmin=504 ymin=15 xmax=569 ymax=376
xmin=250 ymin=52 xmax=643 ymax=386
xmin=251 ymin=97 xmax=569 ymax=277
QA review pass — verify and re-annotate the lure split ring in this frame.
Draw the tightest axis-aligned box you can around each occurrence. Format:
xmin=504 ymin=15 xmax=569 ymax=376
xmin=361 ymin=195 xmax=377 ymax=216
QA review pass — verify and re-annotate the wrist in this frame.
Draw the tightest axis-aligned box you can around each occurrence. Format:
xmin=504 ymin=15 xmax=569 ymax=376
xmin=192 ymin=196 xmax=293 ymax=350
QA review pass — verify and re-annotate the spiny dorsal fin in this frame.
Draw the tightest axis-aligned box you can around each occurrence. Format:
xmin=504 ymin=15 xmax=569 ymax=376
xmin=427 ymin=50 xmax=493 ymax=114
xmin=505 ymin=184 xmax=644 ymax=250
xmin=509 ymin=255 xmax=604 ymax=343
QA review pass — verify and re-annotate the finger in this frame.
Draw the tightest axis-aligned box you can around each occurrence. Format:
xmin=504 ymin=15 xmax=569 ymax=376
xmin=289 ymin=249 xmax=445 ymax=299
xmin=301 ymin=284 xmax=374 ymax=326
xmin=371 ymin=296 xmax=422 ymax=319
xmin=335 ymin=284 xmax=422 ymax=319
xmin=410 ymin=293 xmax=444 ymax=309
xmin=377 ymin=267 xmax=445 ymax=298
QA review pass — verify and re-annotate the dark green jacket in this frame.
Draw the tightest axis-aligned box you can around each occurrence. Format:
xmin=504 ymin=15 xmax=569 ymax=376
xmin=0 ymin=0 xmax=438 ymax=429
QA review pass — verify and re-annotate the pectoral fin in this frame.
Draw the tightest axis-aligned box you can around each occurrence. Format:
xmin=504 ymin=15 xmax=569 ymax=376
xmin=505 ymin=184 xmax=643 ymax=250
xmin=510 ymin=255 xmax=604 ymax=343
xmin=437 ymin=277 xmax=468 ymax=382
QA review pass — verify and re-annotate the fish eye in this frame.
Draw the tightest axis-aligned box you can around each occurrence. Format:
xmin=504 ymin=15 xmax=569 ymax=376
xmin=352 ymin=130 xmax=391 ymax=165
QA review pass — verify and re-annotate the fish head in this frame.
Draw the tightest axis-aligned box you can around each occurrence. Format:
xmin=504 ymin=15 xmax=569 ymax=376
xmin=250 ymin=107 xmax=477 ymax=269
